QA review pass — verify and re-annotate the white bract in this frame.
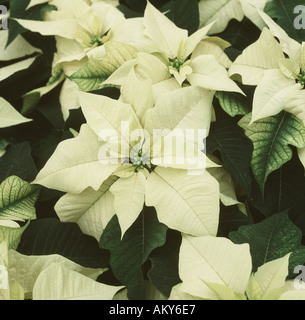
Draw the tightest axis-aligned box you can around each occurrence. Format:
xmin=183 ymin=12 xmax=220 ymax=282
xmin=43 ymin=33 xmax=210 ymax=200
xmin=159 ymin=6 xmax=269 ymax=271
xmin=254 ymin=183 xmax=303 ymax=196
xmin=0 ymin=30 xmax=42 ymax=83
xmin=0 ymin=98 xmax=32 ymax=128
xmin=104 ymin=1 xmax=243 ymax=96
xmin=169 ymin=235 xmax=305 ymax=300
xmin=16 ymin=0 xmax=155 ymax=119
xmin=229 ymin=10 xmax=305 ymax=124
xmin=35 ymin=70 xmax=220 ymax=239
xmin=228 ymin=10 xmax=305 ymax=171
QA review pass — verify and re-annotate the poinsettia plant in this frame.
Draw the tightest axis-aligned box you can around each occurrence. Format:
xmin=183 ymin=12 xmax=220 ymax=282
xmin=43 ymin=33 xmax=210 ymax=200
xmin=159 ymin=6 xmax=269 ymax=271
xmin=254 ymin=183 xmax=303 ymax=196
xmin=1 ymin=0 xmax=305 ymax=301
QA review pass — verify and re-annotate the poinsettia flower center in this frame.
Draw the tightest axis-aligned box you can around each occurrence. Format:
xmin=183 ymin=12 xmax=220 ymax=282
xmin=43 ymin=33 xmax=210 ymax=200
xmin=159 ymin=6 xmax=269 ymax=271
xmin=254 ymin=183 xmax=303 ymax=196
xmin=169 ymin=58 xmax=185 ymax=71
xmin=129 ymin=146 xmax=151 ymax=172
xmin=297 ymin=70 xmax=305 ymax=86
xmin=90 ymin=35 xmax=103 ymax=47
xmin=89 ymin=30 xmax=111 ymax=47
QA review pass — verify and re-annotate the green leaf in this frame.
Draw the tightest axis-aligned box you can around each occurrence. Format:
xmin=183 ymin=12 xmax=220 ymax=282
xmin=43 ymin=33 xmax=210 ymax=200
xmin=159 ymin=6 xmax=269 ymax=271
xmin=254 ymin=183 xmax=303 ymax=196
xmin=215 ymin=90 xmax=252 ymax=117
xmin=17 ymin=218 xmax=110 ymax=269
xmin=177 ymin=235 xmax=252 ymax=299
xmin=207 ymin=110 xmax=253 ymax=196
xmin=69 ymin=41 xmax=138 ymax=92
xmin=229 ymin=211 xmax=305 ymax=278
xmin=147 ymin=230 xmax=181 ymax=297
xmin=264 ymin=0 xmax=305 ymax=43
xmin=8 ymin=0 xmax=56 ymax=46
xmin=166 ymin=0 xmax=199 ymax=35
xmin=100 ymin=207 xmax=168 ymax=300
xmin=0 ymin=97 xmax=32 ymax=128
xmin=0 ymin=34 xmax=56 ymax=103
xmin=0 ymin=142 xmax=37 ymax=184
xmin=217 ymin=204 xmax=251 ymax=238
xmin=238 ymin=112 xmax=305 ymax=193
xmin=217 ymin=18 xmax=261 ymax=61
xmin=0 ymin=138 xmax=9 ymax=150
xmin=33 ymin=263 xmax=122 ymax=300
xmin=0 ymin=176 xmax=40 ymax=221
xmin=250 ymin=150 xmax=305 ymax=234
xmin=198 ymin=0 xmax=244 ymax=34
xmin=0 ymin=220 xmax=30 ymax=250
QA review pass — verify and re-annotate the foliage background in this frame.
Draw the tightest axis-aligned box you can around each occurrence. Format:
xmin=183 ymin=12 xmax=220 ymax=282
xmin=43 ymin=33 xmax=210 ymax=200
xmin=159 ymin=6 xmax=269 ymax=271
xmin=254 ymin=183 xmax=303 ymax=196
xmin=1 ymin=0 xmax=305 ymax=300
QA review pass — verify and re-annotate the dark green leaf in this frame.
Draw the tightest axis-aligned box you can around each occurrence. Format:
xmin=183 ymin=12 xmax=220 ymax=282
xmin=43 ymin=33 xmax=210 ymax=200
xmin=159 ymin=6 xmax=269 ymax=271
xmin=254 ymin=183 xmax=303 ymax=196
xmin=17 ymin=218 xmax=110 ymax=268
xmin=7 ymin=0 xmax=56 ymax=46
xmin=264 ymin=0 xmax=305 ymax=43
xmin=166 ymin=0 xmax=199 ymax=35
xmin=217 ymin=18 xmax=261 ymax=61
xmin=100 ymin=207 xmax=168 ymax=300
xmin=215 ymin=86 xmax=253 ymax=117
xmin=239 ymin=112 xmax=305 ymax=194
xmin=147 ymin=230 xmax=181 ymax=297
xmin=250 ymin=150 xmax=305 ymax=235
xmin=217 ymin=204 xmax=251 ymax=238
xmin=0 ymin=142 xmax=37 ymax=183
xmin=229 ymin=211 xmax=305 ymax=278
xmin=207 ymin=110 xmax=253 ymax=196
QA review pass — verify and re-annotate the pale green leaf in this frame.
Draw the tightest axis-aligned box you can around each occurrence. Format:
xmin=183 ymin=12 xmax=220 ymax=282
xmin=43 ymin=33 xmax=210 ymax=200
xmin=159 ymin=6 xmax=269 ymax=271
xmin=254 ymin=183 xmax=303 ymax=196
xmin=34 ymin=124 xmax=119 ymax=194
xmin=0 ymin=30 xmax=41 ymax=61
xmin=191 ymin=37 xmax=232 ymax=68
xmin=278 ymin=58 xmax=301 ymax=80
xmin=9 ymin=282 xmax=24 ymax=301
xmin=14 ymin=18 xmax=82 ymax=40
xmin=279 ymin=280 xmax=305 ymax=300
xmin=198 ymin=0 xmax=244 ymax=34
xmin=301 ymin=43 xmax=305 ymax=70
xmin=0 ymin=241 xmax=9 ymax=300
xmin=240 ymin=0 xmax=270 ymax=29
xmin=145 ymin=167 xmax=220 ymax=236
xmin=251 ymin=69 xmax=301 ymax=123
xmin=184 ymin=22 xmax=215 ymax=59
xmin=110 ymin=172 xmax=146 ymax=237
xmin=70 ymin=41 xmax=138 ymax=92
xmin=32 ymin=263 xmax=122 ymax=300
xmin=239 ymin=112 xmax=305 ymax=192
xmin=284 ymin=90 xmax=305 ymax=127
xmin=188 ymin=55 xmax=244 ymax=93
xmin=203 ymin=281 xmax=247 ymax=300
xmin=0 ymin=221 xmax=30 ymax=250
xmin=143 ymin=1 xmax=188 ymax=59
xmin=229 ymin=28 xmax=285 ymax=85
xmin=208 ymin=165 xmax=241 ymax=206
xmin=246 ymin=275 xmax=262 ymax=300
xmin=0 ymin=98 xmax=32 ymax=129
xmin=257 ymin=9 xmax=302 ymax=64
xmin=55 ymin=176 xmax=118 ymax=241
xmin=145 ymin=86 xmax=213 ymax=136
xmin=178 ymin=235 xmax=252 ymax=299
xmin=0 ymin=56 xmax=37 ymax=83
xmin=145 ymin=86 xmax=214 ymax=170
xmin=169 ymin=283 xmax=203 ymax=300
xmin=59 ymin=78 xmax=81 ymax=121
xmin=26 ymin=0 xmax=49 ymax=9
xmin=78 ymin=91 xmax=142 ymax=150
xmin=134 ymin=52 xmax=170 ymax=84
xmin=121 ymin=67 xmax=154 ymax=125
xmin=0 ymin=176 xmax=40 ymax=221
xmin=253 ymin=254 xmax=290 ymax=299
xmin=8 ymin=250 xmax=105 ymax=297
